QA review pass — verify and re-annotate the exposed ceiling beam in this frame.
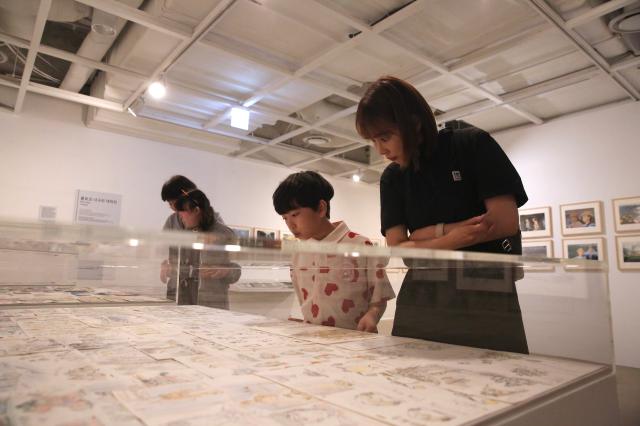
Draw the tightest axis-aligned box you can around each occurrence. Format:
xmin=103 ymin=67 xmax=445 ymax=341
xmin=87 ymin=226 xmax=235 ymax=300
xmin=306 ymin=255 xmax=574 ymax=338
xmin=447 ymin=24 xmax=549 ymax=73
xmin=435 ymin=66 xmax=602 ymax=123
xmin=287 ymin=143 xmax=364 ymax=168
xmin=237 ymin=105 xmax=357 ymax=158
xmin=29 ymin=82 xmax=124 ymax=111
xmin=225 ymin=0 xmax=428 ymax=158
xmin=0 ymin=31 xmax=147 ymax=81
xmin=527 ymin=0 xmax=640 ymax=101
xmin=74 ymin=0 xmax=193 ymax=39
xmin=307 ymin=0 xmax=544 ymax=126
xmin=0 ymin=75 xmax=119 ymax=111
xmin=14 ymin=0 xmax=51 ymax=113
xmin=197 ymin=38 xmax=361 ymax=103
xmin=564 ymin=0 xmax=637 ymax=29
xmin=611 ymin=55 xmax=640 ymax=72
xmin=123 ymin=0 xmax=237 ymax=110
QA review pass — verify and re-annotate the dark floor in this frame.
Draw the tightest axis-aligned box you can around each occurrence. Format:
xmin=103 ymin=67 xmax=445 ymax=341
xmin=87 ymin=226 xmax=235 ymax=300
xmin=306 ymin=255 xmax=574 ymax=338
xmin=617 ymin=366 xmax=640 ymax=426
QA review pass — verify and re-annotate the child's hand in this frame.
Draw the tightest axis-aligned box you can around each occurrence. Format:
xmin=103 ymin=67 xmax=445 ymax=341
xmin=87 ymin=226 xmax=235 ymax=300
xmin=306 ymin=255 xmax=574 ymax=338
xmin=160 ymin=259 xmax=171 ymax=283
xmin=199 ymin=267 xmax=230 ymax=279
xmin=356 ymin=311 xmax=379 ymax=333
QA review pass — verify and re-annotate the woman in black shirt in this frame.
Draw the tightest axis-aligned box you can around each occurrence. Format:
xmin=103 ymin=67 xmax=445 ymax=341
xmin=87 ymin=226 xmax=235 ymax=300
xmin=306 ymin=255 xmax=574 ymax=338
xmin=356 ymin=76 xmax=529 ymax=353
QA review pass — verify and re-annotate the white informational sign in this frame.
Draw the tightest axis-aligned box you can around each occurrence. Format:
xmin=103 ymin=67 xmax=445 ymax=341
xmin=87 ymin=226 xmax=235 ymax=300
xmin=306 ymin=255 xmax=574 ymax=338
xmin=75 ymin=190 xmax=122 ymax=226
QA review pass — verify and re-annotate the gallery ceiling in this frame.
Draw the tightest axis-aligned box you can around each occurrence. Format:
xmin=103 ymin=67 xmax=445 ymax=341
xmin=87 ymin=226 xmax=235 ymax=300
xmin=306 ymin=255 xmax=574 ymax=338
xmin=1 ymin=0 xmax=639 ymax=184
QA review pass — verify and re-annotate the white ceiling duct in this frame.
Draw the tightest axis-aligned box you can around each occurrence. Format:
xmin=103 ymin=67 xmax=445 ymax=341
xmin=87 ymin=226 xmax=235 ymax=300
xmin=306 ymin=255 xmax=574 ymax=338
xmin=608 ymin=5 xmax=640 ymax=55
xmin=59 ymin=0 xmax=143 ymax=92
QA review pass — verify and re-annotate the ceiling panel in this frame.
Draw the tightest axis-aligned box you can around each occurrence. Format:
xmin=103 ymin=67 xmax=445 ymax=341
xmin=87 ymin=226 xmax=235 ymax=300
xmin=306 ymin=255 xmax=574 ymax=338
xmin=464 ymin=105 xmax=532 ymax=132
xmin=317 ymin=36 xmax=428 ymax=84
xmin=383 ymin=0 xmax=544 ymax=63
xmin=478 ymin=52 xmax=593 ymax=95
xmin=514 ymin=76 xmax=630 ymax=119
xmin=210 ymin=0 xmax=342 ymax=66
xmin=169 ymin=43 xmax=282 ymax=101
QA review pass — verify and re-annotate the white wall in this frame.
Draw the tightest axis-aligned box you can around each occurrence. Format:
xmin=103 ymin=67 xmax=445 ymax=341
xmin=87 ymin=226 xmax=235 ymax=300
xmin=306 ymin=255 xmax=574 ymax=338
xmin=0 ymin=92 xmax=381 ymax=240
xmin=494 ymin=100 xmax=640 ymax=368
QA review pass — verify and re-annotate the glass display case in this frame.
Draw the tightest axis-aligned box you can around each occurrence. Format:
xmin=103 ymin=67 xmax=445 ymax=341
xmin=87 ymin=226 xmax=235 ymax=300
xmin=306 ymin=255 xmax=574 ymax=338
xmin=0 ymin=220 xmax=619 ymax=425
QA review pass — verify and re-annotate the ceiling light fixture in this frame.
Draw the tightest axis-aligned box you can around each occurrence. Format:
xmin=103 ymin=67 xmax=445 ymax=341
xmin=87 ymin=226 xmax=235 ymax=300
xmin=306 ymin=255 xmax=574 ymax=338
xmin=230 ymin=107 xmax=250 ymax=130
xmin=147 ymin=79 xmax=166 ymax=99
xmin=91 ymin=9 xmax=118 ymax=37
xmin=303 ymin=135 xmax=331 ymax=146
xmin=352 ymin=171 xmax=362 ymax=183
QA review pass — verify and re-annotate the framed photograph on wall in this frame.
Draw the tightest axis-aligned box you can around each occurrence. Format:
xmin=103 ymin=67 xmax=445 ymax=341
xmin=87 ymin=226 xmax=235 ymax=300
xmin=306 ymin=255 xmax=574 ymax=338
xmin=560 ymin=201 xmax=604 ymax=236
xmin=522 ymin=240 xmax=553 ymax=258
xmin=519 ymin=207 xmax=552 ymax=239
xmin=562 ymin=238 xmax=605 ymax=269
xmin=228 ymin=225 xmax=252 ymax=239
xmin=254 ymin=227 xmax=280 ymax=240
xmin=612 ymin=196 xmax=640 ymax=233
xmin=522 ymin=240 xmax=554 ymax=272
xmin=616 ymin=235 xmax=640 ymax=271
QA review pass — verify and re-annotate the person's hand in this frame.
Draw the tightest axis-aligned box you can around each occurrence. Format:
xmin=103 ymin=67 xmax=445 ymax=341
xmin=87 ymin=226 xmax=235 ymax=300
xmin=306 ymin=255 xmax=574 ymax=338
xmin=446 ymin=220 xmax=492 ymax=249
xmin=356 ymin=311 xmax=379 ymax=333
xmin=160 ymin=259 xmax=171 ymax=283
xmin=199 ymin=267 xmax=230 ymax=279
xmin=458 ymin=214 xmax=486 ymax=227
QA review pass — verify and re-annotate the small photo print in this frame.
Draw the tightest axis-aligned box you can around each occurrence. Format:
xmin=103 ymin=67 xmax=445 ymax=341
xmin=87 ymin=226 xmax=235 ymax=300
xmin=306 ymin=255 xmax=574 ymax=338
xmin=254 ymin=228 xmax=279 ymax=240
xmin=562 ymin=238 xmax=605 ymax=270
xmin=613 ymin=197 xmax=640 ymax=233
xmin=616 ymin=235 xmax=640 ymax=270
xmin=228 ymin=225 xmax=252 ymax=239
xmin=560 ymin=201 xmax=603 ymax=236
xmin=519 ymin=207 xmax=552 ymax=239
xmin=522 ymin=240 xmax=553 ymax=258
xmin=522 ymin=240 xmax=554 ymax=272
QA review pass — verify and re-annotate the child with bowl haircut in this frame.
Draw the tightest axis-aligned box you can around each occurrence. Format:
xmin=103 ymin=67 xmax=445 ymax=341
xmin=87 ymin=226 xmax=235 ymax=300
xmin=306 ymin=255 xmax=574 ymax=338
xmin=273 ymin=171 xmax=395 ymax=332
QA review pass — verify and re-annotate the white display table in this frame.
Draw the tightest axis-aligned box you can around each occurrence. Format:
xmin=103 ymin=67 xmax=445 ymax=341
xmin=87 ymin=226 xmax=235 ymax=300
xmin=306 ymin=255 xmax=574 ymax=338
xmin=0 ymin=305 xmax=619 ymax=425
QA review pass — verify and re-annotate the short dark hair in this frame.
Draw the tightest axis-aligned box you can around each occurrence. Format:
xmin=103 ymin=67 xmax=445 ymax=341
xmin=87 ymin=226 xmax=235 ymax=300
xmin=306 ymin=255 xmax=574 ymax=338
xmin=356 ymin=76 xmax=438 ymax=170
xmin=161 ymin=175 xmax=196 ymax=201
xmin=273 ymin=171 xmax=334 ymax=218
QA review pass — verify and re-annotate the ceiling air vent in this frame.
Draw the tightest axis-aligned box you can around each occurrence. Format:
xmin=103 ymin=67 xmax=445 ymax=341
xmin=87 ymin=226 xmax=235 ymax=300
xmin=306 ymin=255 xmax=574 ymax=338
xmin=609 ymin=6 xmax=640 ymax=55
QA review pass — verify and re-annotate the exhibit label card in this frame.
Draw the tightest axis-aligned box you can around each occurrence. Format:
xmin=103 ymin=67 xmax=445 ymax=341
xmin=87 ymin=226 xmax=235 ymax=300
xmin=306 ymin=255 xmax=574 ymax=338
xmin=75 ymin=190 xmax=122 ymax=225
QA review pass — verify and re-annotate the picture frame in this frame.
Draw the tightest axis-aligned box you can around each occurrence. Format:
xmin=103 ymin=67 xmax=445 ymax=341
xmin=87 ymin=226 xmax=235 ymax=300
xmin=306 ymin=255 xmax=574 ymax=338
xmin=253 ymin=227 xmax=280 ymax=240
xmin=560 ymin=201 xmax=604 ymax=236
xmin=519 ymin=207 xmax=552 ymax=239
xmin=522 ymin=240 xmax=553 ymax=258
xmin=562 ymin=238 xmax=605 ymax=270
xmin=612 ymin=196 xmax=640 ymax=233
xmin=615 ymin=235 xmax=640 ymax=271
xmin=228 ymin=225 xmax=252 ymax=240
xmin=522 ymin=240 xmax=554 ymax=272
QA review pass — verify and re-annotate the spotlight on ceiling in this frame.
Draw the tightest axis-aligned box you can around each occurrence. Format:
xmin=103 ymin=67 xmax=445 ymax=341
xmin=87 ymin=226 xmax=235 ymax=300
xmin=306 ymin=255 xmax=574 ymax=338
xmin=352 ymin=173 xmax=361 ymax=183
xmin=230 ymin=107 xmax=250 ymax=130
xmin=147 ymin=81 xmax=166 ymax=99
